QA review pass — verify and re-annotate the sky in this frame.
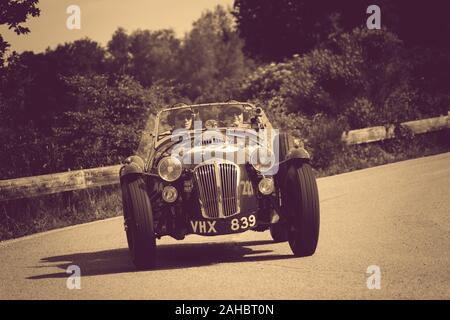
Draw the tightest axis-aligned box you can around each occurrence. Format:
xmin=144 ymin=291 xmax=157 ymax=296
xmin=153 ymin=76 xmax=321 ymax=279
xmin=0 ymin=0 xmax=235 ymax=53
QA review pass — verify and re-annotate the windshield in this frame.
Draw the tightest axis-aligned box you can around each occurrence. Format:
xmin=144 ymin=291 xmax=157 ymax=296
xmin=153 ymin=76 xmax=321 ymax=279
xmin=156 ymin=103 xmax=257 ymax=140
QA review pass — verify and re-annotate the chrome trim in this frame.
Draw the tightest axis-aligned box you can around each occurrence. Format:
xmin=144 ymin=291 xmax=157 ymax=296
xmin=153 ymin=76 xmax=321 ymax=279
xmin=214 ymin=161 xmax=224 ymax=218
xmin=194 ymin=159 xmax=240 ymax=219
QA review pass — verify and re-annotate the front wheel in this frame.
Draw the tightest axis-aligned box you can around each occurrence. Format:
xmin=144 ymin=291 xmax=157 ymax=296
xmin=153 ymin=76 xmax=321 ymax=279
xmin=270 ymin=223 xmax=289 ymax=242
xmin=121 ymin=175 xmax=156 ymax=269
xmin=282 ymin=163 xmax=320 ymax=256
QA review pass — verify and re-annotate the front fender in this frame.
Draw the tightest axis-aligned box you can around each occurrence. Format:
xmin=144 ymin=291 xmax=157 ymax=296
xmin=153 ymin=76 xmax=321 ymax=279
xmin=286 ymin=146 xmax=310 ymax=161
xmin=119 ymin=155 xmax=145 ymax=178
xmin=277 ymin=132 xmax=310 ymax=165
xmin=278 ymin=147 xmax=310 ymax=172
xmin=273 ymin=133 xmax=311 ymax=180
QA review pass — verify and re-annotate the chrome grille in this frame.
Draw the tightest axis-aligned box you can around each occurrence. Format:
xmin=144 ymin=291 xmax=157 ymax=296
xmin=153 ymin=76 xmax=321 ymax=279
xmin=194 ymin=160 xmax=240 ymax=219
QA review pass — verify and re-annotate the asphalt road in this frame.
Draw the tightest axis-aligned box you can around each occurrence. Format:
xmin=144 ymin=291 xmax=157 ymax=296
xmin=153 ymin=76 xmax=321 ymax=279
xmin=1 ymin=153 xmax=449 ymax=299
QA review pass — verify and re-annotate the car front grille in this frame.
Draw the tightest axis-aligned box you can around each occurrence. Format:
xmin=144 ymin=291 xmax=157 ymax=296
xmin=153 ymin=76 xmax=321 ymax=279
xmin=194 ymin=160 xmax=240 ymax=219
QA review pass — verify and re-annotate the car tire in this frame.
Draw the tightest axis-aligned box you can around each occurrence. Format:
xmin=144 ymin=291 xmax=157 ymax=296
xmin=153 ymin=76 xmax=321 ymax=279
xmin=283 ymin=163 xmax=320 ymax=257
xmin=270 ymin=223 xmax=289 ymax=242
xmin=121 ymin=175 xmax=156 ymax=270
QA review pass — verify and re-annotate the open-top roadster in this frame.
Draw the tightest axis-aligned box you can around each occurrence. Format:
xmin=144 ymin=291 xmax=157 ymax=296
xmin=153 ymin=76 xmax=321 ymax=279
xmin=120 ymin=102 xmax=320 ymax=269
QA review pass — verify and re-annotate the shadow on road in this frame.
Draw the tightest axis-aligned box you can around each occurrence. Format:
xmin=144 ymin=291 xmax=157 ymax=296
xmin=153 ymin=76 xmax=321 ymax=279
xmin=27 ymin=240 xmax=295 ymax=279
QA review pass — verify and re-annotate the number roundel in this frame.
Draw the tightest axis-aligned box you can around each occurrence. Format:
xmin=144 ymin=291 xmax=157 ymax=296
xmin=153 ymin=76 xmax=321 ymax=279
xmin=241 ymin=180 xmax=254 ymax=196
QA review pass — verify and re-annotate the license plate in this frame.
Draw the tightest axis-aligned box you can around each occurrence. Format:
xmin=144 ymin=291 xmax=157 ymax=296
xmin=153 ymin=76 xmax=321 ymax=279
xmin=189 ymin=212 xmax=257 ymax=235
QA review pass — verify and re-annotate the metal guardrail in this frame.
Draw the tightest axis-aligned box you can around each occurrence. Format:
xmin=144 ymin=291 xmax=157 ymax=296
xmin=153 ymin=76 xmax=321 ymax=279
xmin=0 ymin=112 xmax=448 ymax=201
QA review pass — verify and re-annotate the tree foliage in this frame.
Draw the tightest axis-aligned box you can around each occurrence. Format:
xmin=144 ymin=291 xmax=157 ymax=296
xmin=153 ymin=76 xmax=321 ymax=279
xmin=53 ymin=75 xmax=162 ymax=169
xmin=241 ymin=27 xmax=446 ymax=129
xmin=178 ymin=5 xmax=251 ymax=102
xmin=0 ymin=0 xmax=40 ymax=63
xmin=233 ymin=0 xmax=450 ymax=62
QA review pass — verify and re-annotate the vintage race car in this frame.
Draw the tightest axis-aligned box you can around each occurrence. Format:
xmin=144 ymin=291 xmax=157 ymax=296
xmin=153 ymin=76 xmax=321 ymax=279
xmin=119 ymin=102 xmax=320 ymax=269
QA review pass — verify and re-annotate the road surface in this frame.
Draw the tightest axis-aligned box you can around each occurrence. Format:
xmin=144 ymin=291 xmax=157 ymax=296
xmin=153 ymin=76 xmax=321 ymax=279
xmin=1 ymin=153 xmax=449 ymax=299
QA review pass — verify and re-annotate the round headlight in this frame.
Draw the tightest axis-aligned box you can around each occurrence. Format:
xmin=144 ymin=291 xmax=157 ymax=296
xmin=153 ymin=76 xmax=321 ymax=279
xmin=157 ymin=156 xmax=182 ymax=182
xmin=258 ymin=177 xmax=274 ymax=195
xmin=250 ymin=147 xmax=275 ymax=173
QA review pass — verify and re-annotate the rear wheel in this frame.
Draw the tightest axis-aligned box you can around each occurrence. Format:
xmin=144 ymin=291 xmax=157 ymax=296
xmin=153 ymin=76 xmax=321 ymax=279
xmin=121 ymin=175 xmax=156 ymax=269
xmin=282 ymin=163 xmax=320 ymax=256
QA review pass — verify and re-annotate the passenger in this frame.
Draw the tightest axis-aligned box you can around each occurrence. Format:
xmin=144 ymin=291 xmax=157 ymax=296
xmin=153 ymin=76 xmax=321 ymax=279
xmin=169 ymin=107 xmax=194 ymax=130
xmin=221 ymin=104 xmax=245 ymax=127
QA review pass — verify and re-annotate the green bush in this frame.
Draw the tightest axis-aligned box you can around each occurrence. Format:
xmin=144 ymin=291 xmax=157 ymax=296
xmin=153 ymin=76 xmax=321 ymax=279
xmin=304 ymin=115 xmax=347 ymax=169
xmin=263 ymin=106 xmax=347 ymax=169
xmin=241 ymin=27 xmax=429 ymax=131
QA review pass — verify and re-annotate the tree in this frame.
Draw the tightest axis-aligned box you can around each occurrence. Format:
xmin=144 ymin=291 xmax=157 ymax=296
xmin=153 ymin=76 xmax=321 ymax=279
xmin=53 ymin=75 xmax=177 ymax=169
xmin=241 ymin=28 xmax=418 ymax=128
xmin=1 ymin=51 xmax=65 ymax=126
xmin=0 ymin=0 xmax=40 ymax=64
xmin=0 ymin=38 xmax=106 ymax=128
xmin=127 ymin=29 xmax=181 ymax=87
xmin=337 ymin=0 xmax=450 ymax=52
xmin=107 ymin=27 xmax=131 ymax=76
xmin=47 ymin=38 xmax=106 ymax=76
xmin=233 ymin=0 xmax=341 ymax=62
xmin=234 ymin=0 xmax=450 ymax=62
xmin=179 ymin=5 xmax=251 ymax=102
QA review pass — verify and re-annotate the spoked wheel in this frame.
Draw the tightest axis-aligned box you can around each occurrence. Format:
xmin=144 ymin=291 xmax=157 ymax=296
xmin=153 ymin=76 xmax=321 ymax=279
xmin=121 ymin=175 xmax=156 ymax=270
xmin=282 ymin=163 xmax=320 ymax=256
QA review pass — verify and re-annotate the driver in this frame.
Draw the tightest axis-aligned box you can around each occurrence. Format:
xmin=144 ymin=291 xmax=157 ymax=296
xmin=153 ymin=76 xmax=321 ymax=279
xmin=221 ymin=104 xmax=245 ymax=127
xmin=169 ymin=107 xmax=194 ymax=130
